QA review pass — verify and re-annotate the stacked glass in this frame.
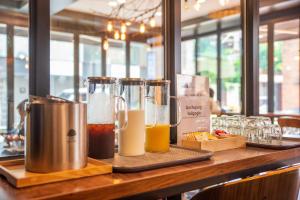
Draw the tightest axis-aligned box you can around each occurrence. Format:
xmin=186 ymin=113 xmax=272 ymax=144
xmin=211 ymin=115 xmax=282 ymax=144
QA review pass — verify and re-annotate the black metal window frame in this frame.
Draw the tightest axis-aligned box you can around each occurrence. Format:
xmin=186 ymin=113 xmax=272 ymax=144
xmin=181 ymin=22 xmax=242 ymax=114
xmin=259 ymin=5 xmax=300 ymax=115
xmin=1 ymin=0 xmax=265 ymax=146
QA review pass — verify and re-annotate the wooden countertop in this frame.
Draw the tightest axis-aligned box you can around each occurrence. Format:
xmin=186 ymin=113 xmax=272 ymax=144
xmin=1 ymin=147 xmax=300 ymax=200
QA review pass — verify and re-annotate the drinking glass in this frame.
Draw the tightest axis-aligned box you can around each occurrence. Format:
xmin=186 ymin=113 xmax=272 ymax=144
xmin=219 ymin=115 xmax=228 ymax=132
xmin=211 ymin=116 xmax=219 ymax=132
xmin=244 ymin=117 xmax=260 ymax=142
xmin=226 ymin=116 xmax=244 ymax=135
xmin=272 ymin=124 xmax=283 ymax=142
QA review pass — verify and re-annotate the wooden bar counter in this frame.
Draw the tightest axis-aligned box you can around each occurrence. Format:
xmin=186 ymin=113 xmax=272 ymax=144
xmin=0 ymin=147 xmax=300 ymax=200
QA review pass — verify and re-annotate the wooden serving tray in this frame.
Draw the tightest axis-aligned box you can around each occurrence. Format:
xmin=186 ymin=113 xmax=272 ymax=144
xmin=105 ymin=146 xmax=212 ymax=173
xmin=247 ymin=139 xmax=300 ymax=150
xmin=0 ymin=158 xmax=112 ymax=188
xmin=182 ymin=135 xmax=246 ymax=152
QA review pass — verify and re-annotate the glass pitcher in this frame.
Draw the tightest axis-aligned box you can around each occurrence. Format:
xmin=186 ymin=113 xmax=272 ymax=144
xmin=118 ymin=78 xmax=145 ymax=156
xmin=145 ymin=80 xmax=182 ymax=153
xmin=87 ymin=77 xmax=127 ymax=159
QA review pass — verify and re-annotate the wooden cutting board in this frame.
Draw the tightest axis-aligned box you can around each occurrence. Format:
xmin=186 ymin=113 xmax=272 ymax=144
xmin=0 ymin=158 xmax=112 ymax=188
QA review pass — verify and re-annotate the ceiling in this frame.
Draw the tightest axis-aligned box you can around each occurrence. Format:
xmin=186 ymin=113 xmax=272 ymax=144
xmin=64 ymin=0 xmax=241 ymax=25
xmin=66 ymin=0 xmax=163 ymax=25
xmin=181 ymin=0 xmax=240 ymax=21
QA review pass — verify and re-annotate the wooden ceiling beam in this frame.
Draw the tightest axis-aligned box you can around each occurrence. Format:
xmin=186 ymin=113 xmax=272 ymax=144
xmin=0 ymin=8 xmax=161 ymax=43
xmin=181 ymin=0 xmax=297 ymax=27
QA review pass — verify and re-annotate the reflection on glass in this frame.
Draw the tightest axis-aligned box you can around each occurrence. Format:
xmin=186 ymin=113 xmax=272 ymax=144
xmin=0 ymin=24 xmax=7 ymax=131
xmin=14 ymin=27 xmax=29 ymax=127
xmin=273 ymin=19 xmax=300 ymax=114
xmin=197 ymin=35 xmax=217 ymax=98
xmin=50 ymin=0 xmax=163 ymax=81
xmin=181 ymin=39 xmax=195 ymax=75
xmin=0 ymin=1 xmax=29 ymax=157
xmin=130 ymin=42 xmax=148 ymax=78
xmin=221 ymin=30 xmax=242 ymax=113
xmin=181 ymin=0 xmax=242 ymax=114
xmin=107 ymin=39 xmax=126 ymax=78
xmin=79 ymin=35 xmax=101 ymax=102
xmin=259 ymin=25 xmax=268 ymax=114
xmin=50 ymin=32 xmax=74 ymax=100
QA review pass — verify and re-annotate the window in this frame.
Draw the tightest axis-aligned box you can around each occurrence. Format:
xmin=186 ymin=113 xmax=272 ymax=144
xmin=181 ymin=0 xmax=242 ymax=114
xmin=80 ymin=35 xmax=101 ymax=79
xmin=130 ymin=42 xmax=147 ymax=78
xmin=221 ymin=30 xmax=242 ymax=113
xmin=181 ymin=39 xmax=195 ymax=75
xmin=0 ymin=0 xmax=29 ymax=158
xmin=79 ymin=35 xmax=101 ymax=101
xmin=50 ymin=32 xmax=74 ymax=100
xmin=273 ymin=19 xmax=300 ymax=114
xmin=14 ymin=27 xmax=29 ymax=127
xmin=107 ymin=39 xmax=126 ymax=78
xmin=197 ymin=35 xmax=217 ymax=98
xmin=259 ymin=25 xmax=268 ymax=114
xmin=0 ymin=24 xmax=7 ymax=131
xmin=149 ymin=41 xmax=164 ymax=79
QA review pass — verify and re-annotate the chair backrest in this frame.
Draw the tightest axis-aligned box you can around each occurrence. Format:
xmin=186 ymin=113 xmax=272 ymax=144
xmin=278 ymin=117 xmax=300 ymax=129
xmin=192 ymin=165 xmax=300 ymax=200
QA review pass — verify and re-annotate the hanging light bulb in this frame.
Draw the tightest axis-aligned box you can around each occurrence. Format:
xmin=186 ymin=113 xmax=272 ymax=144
xmin=149 ymin=17 xmax=156 ymax=27
xmin=114 ymin=30 xmax=120 ymax=40
xmin=194 ymin=2 xmax=201 ymax=11
xmin=103 ymin=39 xmax=109 ymax=50
xmin=184 ymin=0 xmax=189 ymax=10
xmin=121 ymin=22 xmax=127 ymax=33
xmin=125 ymin=21 xmax=131 ymax=26
xmin=219 ymin=0 xmax=225 ymax=6
xmin=107 ymin=21 xmax=113 ymax=32
xmin=155 ymin=11 xmax=162 ymax=17
xmin=121 ymin=33 xmax=126 ymax=40
xmin=108 ymin=0 xmax=118 ymax=7
xmin=140 ymin=23 xmax=145 ymax=33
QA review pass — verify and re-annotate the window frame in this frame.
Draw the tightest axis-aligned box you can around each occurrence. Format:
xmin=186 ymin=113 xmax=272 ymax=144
xmin=259 ymin=6 xmax=300 ymax=115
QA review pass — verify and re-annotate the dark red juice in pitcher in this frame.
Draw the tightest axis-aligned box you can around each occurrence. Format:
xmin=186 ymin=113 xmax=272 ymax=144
xmin=88 ymin=124 xmax=115 ymax=159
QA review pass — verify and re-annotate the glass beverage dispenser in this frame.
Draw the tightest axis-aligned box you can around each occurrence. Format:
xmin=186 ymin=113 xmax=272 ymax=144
xmin=118 ymin=78 xmax=145 ymax=156
xmin=145 ymin=80 xmax=182 ymax=152
xmin=87 ymin=77 xmax=126 ymax=159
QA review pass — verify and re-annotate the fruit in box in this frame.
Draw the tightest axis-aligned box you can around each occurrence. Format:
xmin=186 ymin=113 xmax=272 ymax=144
xmin=183 ymin=132 xmax=218 ymax=142
xmin=182 ymin=130 xmax=246 ymax=152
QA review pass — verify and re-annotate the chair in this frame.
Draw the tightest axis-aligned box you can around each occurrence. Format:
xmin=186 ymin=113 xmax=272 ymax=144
xmin=191 ymin=165 xmax=300 ymax=200
xmin=278 ymin=117 xmax=300 ymax=141
xmin=278 ymin=117 xmax=300 ymax=129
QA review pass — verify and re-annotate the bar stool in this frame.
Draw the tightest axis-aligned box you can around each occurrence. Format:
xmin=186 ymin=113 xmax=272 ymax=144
xmin=191 ymin=165 xmax=300 ymax=200
xmin=278 ymin=117 xmax=300 ymax=129
xmin=278 ymin=117 xmax=300 ymax=140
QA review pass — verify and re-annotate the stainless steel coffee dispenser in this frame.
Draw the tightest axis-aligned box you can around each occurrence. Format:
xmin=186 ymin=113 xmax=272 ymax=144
xmin=25 ymin=96 xmax=88 ymax=173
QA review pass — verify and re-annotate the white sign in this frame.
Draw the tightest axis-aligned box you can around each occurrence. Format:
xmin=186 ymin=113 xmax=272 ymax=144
xmin=177 ymin=75 xmax=210 ymax=145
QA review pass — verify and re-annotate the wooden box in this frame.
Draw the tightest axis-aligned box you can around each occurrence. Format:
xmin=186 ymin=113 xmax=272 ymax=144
xmin=182 ymin=135 xmax=246 ymax=152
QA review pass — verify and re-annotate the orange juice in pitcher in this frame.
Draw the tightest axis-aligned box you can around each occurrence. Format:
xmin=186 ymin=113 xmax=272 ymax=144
xmin=145 ymin=124 xmax=170 ymax=152
xmin=145 ymin=80 xmax=182 ymax=153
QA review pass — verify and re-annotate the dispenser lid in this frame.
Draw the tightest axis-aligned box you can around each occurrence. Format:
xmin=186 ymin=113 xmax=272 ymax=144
xmin=87 ymin=77 xmax=116 ymax=84
xmin=145 ymin=80 xmax=170 ymax=86
xmin=119 ymin=78 xmax=144 ymax=85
